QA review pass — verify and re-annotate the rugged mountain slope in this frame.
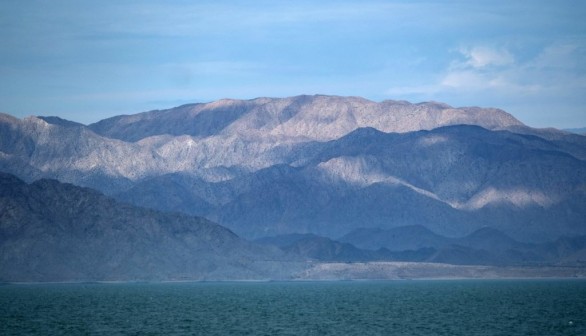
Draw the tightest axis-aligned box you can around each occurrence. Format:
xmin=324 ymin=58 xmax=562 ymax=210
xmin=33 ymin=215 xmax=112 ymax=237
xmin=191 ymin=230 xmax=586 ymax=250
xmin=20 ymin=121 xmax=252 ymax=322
xmin=1 ymin=95 xmax=585 ymax=244
xmin=86 ymin=94 xmax=585 ymax=159
xmin=0 ymin=173 xmax=299 ymax=282
xmin=88 ymin=95 xmax=524 ymax=142
xmin=116 ymin=125 xmax=586 ymax=241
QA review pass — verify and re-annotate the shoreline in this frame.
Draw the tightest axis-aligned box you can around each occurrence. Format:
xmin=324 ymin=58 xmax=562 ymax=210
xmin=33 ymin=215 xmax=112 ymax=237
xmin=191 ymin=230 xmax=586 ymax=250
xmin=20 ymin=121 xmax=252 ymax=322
xmin=2 ymin=262 xmax=586 ymax=285
xmin=3 ymin=278 xmax=586 ymax=286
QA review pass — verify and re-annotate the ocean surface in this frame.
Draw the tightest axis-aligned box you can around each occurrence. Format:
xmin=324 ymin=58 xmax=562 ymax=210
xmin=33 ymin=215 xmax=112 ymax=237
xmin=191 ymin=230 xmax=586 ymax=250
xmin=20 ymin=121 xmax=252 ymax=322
xmin=1 ymin=280 xmax=585 ymax=335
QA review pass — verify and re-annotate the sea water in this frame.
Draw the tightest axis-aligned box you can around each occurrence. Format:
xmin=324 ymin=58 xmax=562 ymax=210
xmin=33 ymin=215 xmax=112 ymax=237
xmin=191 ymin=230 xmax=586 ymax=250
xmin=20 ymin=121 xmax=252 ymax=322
xmin=1 ymin=280 xmax=585 ymax=335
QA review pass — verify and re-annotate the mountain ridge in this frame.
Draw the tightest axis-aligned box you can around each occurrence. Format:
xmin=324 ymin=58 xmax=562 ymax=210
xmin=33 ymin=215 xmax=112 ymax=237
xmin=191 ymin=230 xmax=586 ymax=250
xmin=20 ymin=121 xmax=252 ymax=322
xmin=88 ymin=95 xmax=524 ymax=142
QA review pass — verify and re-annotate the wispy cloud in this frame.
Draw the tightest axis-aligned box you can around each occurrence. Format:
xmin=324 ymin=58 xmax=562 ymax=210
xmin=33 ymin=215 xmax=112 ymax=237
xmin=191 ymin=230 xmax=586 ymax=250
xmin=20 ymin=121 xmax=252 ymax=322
xmin=457 ymin=46 xmax=515 ymax=68
xmin=388 ymin=42 xmax=585 ymax=98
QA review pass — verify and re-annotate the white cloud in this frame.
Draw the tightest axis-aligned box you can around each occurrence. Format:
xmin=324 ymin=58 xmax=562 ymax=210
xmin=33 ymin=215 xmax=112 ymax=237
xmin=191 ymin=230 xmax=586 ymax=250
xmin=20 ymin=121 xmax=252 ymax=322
xmin=439 ymin=45 xmax=520 ymax=92
xmin=459 ymin=46 xmax=515 ymax=68
xmin=387 ymin=45 xmax=520 ymax=96
xmin=440 ymin=69 xmax=541 ymax=94
xmin=386 ymin=42 xmax=583 ymax=105
xmin=446 ymin=43 xmax=586 ymax=95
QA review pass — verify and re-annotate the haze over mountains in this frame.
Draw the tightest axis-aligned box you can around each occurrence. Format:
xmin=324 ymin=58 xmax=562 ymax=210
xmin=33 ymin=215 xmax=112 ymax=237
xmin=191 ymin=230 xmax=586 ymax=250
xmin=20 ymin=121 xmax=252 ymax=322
xmin=1 ymin=95 xmax=585 ymax=280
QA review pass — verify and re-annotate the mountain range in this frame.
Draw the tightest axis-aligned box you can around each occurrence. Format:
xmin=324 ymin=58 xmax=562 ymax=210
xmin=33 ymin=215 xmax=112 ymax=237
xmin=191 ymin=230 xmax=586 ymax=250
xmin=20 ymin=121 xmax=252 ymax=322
xmin=1 ymin=95 xmax=585 ymax=279
xmin=2 ymin=172 xmax=583 ymax=282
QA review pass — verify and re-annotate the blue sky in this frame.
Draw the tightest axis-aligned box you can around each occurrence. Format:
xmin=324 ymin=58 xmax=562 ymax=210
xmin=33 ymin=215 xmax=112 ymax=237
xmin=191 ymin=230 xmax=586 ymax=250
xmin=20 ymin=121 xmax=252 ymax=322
xmin=1 ymin=1 xmax=585 ymax=128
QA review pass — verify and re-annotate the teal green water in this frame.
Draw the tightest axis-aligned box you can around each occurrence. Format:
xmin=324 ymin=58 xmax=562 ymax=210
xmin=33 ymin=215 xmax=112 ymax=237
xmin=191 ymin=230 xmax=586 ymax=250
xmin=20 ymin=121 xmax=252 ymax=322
xmin=1 ymin=280 xmax=585 ymax=335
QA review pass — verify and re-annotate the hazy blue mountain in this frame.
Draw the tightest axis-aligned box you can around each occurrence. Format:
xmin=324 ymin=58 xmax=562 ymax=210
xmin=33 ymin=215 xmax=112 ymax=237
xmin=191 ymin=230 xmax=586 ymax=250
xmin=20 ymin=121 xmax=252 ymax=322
xmin=256 ymin=233 xmax=394 ymax=262
xmin=456 ymin=227 xmax=527 ymax=252
xmin=412 ymin=227 xmax=540 ymax=266
xmin=256 ymin=233 xmax=439 ymax=264
xmin=428 ymin=235 xmax=586 ymax=267
xmin=0 ymin=173 xmax=300 ymax=282
xmin=532 ymin=235 xmax=586 ymax=265
xmin=256 ymin=228 xmax=586 ymax=266
xmin=563 ymin=127 xmax=586 ymax=135
xmin=339 ymin=225 xmax=451 ymax=251
xmin=339 ymin=225 xmax=528 ymax=251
